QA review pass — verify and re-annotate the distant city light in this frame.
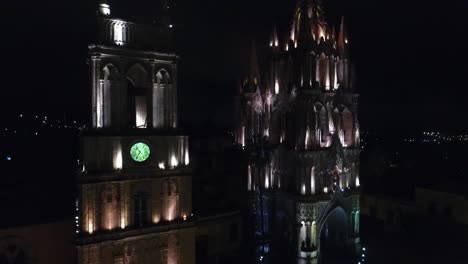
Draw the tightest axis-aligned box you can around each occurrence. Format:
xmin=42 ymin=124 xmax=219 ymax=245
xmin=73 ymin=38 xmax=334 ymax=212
xmin=6 ymin=156 xmax=12 ymax=161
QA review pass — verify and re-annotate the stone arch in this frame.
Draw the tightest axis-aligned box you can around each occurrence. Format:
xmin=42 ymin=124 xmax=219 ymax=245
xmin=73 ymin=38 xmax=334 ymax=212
xmin=127 ymin=63 xmax=149 ymax=128
xmin=102 ymin=63 xmax=120 ymax=81
xmin=127 ymin=63 xmax=149 ymax=89
xmin=331 ymin=104 xmax=353 ymax=146
xmin=318 ymin=206 xmax=351 ymax=262
xmin=156 ymin=68 xmax=171 ymax=84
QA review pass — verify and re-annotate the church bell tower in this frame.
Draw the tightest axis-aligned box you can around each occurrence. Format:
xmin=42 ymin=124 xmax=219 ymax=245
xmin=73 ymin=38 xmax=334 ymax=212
xmin=76 ymin=1 xmax=194 ymax=263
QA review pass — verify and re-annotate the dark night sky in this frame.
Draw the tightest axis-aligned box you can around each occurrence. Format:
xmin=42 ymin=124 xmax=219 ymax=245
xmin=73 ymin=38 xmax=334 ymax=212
xmin=1 ymin=0 xmax=467 ymax=133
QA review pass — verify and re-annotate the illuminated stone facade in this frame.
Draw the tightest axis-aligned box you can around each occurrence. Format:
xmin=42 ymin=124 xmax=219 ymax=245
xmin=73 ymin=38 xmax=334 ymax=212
xmin=77 ymin=2 xmax=195 ymax=264
xmin=235 ymin=0 xmax=360 ymax=262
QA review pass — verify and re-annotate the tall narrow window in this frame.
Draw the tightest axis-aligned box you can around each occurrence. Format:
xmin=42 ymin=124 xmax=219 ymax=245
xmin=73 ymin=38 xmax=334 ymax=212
xmin=133 ymin=192 xmax=148 ymax=227
xmin=127 ymin=64 xmax=149 ymax=128
xmin=101 ymin=184 xmax=119 ymax=230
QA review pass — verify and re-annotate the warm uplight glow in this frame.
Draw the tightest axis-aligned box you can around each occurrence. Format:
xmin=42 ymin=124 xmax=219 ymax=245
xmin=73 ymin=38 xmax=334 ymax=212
xmin=323 ymin=187 xmax=329 ymax=193
xmin=285 ymin=44 xmax=289 ymax=51
xmin=339 ymin=129 xmax=346 ymax=146
xmin=269 ymin=41 xmax=273 ymax=47
xmin=241 ymin=126 xmax=246 ymax=147
xmin=153 ymin=214 xmax=160 ymax=224
xmin=305 ymin=128 xmax=310 ymax=149
xmin=120 ymin=216 xmax=126 ymax=229
xmin=310 ymin=167 xmax=315 ymax=194
xmin=274 ymin=40 xmax=278 ymax=47
xmin=88 ymin=222 xmax=94 ymax=234
xmin=356 ymin=176 xmax=360 ymax=187
xmin=301 ymin=183 xmax=306 ymax=195
xmin=275 ymin=79 xmax=279 ymax=94
xmin=345 ymin=39 xmax=348 ymax=44
xmin=135 ymin=96 xmax=147 ymax=128
xmin=247 ymin=165 xmax=252 ymax=190
xmin=159 ymin=162 xmax=166 ymax=169
xmin=184 ymin=150 xmax=190 ymax=165
xmin=113 ymin=144 xmax=122 ymax=170
xmin=265 ymin=170 xmax=270 ymax=189
xmin=170 ymin=155 xmax=178 ymax=168
xmin=183 ymin=214 xmax=187 ymax=220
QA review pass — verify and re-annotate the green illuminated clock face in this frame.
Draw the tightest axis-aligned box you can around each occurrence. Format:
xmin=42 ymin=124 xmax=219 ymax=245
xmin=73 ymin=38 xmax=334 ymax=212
xmin=130 ymin=142 xmax=150 ymax=162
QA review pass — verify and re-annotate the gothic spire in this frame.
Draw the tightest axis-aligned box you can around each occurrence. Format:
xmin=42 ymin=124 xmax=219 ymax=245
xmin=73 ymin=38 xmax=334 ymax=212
xmin=159 ymin=0 xmax=173 ymax=27
xmin=337 ymin=16 xmax=348 ymax=56
xmin=272 ymin=25 xmax=279 ymax=48
xmin=297 ymin=3 xmax=313 ymax=48
xmin=243 ymin=41 xmax=261 ymax=93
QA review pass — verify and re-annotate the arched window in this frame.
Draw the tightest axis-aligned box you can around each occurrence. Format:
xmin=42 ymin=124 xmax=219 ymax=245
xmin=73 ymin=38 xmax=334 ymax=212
xmin=156 ymin=69 xmax=171 ymax=85
xmin=127 ymin=64 xmax=149 ymax=128
xmin=102 ymin=64 xmax=120 ymax=81
xmin=96 ymin=64 xmax=120 ymax=128
xmin=342 ymin=107 xmax=353 ymax=146
xmin=299 ymin=221 xmax=307 ymax=251
xmin=318 ymin=53 xmax=327 ymax=89
xmin=314 ymin=103 xmax=328 ymax=146
xmin=153 ymin=69 xmax=171 ymax=128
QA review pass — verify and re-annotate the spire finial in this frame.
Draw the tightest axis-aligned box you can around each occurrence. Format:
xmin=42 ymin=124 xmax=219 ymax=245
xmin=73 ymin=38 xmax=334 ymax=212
xmin=242 ymin=40 xmax=261 ymax=93
xmin=98 ymin=0 xmax=111 ymax=16
xmin=338 ymin=16 xmax=348 ymax=55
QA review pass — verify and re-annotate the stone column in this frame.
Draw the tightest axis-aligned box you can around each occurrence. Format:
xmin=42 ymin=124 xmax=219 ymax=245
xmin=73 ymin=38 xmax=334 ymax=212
xmin=91 ymin=55 xmax=101 ymax=128
xmin=171 ymin=62 xmax=178 ymax=128
xmin=149 ymin=61 xmax=156 ymax=128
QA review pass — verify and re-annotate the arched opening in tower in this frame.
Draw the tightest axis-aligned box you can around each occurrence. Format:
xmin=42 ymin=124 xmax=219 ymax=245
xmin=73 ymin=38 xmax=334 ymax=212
xmin=319 ymin=207 xmax=353 ymax=263
xmin=127 ymin=64 xmax=149 ymax=128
